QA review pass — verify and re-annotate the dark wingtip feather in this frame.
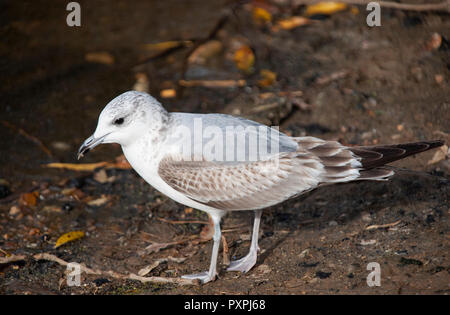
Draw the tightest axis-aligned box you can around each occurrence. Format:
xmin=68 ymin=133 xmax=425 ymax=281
xmin=350 ymin=139 xmax=445 ymax=169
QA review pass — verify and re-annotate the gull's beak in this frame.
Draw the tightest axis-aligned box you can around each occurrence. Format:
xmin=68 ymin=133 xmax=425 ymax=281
xmin=77 ymin=134 xmax=108 ymax=160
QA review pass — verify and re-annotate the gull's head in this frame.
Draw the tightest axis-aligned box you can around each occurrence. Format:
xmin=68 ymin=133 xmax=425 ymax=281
xmin=78 ymin=91 xmax=168 ymax=159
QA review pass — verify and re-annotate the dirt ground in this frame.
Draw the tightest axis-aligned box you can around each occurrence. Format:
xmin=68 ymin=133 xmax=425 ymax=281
xmin=0 ymin=0 xmax=449 ymax=295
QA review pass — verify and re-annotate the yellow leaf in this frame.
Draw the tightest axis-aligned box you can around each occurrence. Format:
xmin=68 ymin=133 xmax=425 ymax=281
xmin=54 ymin=231 xmax=85 ymax=249
xmin=276 ymin=16 xmax=312 ymax=30
xmin=258 ymin=69 xmax=277 ymax=87
xmin=160 ymin=89 xmax=176 ymax=98
xmin=350 ymin=6 xmax=359 ymax=15
xmin=234 ymin=46 xmax=255 ymax=73
xmin=253 ymin=7 xmax=272 ymax=25
xmin=305 ymin=2 xmax=347 ymax=16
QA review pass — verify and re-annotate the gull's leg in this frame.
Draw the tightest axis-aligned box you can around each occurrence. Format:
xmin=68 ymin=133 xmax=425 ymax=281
xmin=182 ymin=214 xmax=221 ymax=284
xmin=227 ymin=209 xmax=262 ymax=273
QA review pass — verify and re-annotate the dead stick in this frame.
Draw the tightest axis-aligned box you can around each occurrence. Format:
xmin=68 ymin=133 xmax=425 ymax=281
xmin=1 ymin=120 xmax=53 ymax=158
xmin=157 ymin=217 xmax=209 ymax=225
xmin=0 ymin=254 xmax=26 ymax=264
xmin=366 ymin=220 xmax=402 ymax=230
xmin=33 ymin=252 xmax=199 ymax=286
xmin=129 ymin=273 xmax=199 ymax=285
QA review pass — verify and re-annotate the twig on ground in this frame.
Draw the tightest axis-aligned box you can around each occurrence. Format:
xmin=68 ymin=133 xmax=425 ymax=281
xmin=129 ymin=273 xmax=199 ymax=285
xmin=157 ymin=217 xmax=209 ymax=225
xmin=1 ymin=120 xmax=53 ymax=158
xmin=179 ymin=79 xmax=246 ymax=88
xmin=0 ymin=254 xmax=26 ymax=264
xmin=366 ymin=220 xmax=402 ymax=230
xmin=33 ymin=252 xmax=198 ymax=286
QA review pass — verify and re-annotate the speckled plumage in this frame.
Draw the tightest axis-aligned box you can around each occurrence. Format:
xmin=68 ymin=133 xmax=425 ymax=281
xmin=78 ymin=91 xmax=444 ymax=283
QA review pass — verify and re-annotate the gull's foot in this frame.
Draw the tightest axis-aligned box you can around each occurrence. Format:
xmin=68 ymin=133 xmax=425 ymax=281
xmin=181 ymin=271 xmax=217 ymax=284
xmin=227 ymin=252 xmax=257 ymax=273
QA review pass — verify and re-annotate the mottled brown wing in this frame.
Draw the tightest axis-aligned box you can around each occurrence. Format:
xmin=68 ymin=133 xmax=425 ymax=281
xmin=157 ymin=152 xmax=325 ymax=211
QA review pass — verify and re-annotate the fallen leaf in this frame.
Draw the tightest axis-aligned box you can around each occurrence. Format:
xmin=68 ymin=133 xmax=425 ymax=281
xmin=93 ymin=169 xmax=115 ymax=184
xmin=20 ymin=191 xmax=38 ymax=207
xmin=305 ymin=2 xmax=347 ymax=16
xmin=252 ymin=7 xmax=272 ymax=25
xmin=54 ymin=231 xmax=85 ymax=248
xmin=85 ymin=52 xmax=115 ymax=65
xmin=87 ymin=195 xmax=110 ymax=206
xmin=138 ymin=261 xmax=161 ymax=276
xmin=258 ymin=69 xmax=277 ymax=87
xmin=427 ymin=145 xmax=448 ymax=165
xmin=188 ymin=40 xmax=223 ymax=64
xmin=160 ymin=89 xmax=176 ymax=98
xmin=233 ymin=46 xmax=255 ymax=73
xmin=275 ymin=16 xmax=312 ymax=31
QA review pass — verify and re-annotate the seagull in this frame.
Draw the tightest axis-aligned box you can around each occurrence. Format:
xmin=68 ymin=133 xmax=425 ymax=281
xmin=78 ymin=91 xmax=444 ymax=283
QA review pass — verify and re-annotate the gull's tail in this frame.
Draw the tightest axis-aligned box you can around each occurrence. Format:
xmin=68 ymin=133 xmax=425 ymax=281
xmin=294 ymin=137 xmax=445 ymax=183
xmin=349 ymin=140 xmax=445 ymax=180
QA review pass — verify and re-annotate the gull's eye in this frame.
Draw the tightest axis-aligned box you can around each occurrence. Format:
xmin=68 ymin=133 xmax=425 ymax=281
xmin=114 ymin=117 xmax=124 ymax=125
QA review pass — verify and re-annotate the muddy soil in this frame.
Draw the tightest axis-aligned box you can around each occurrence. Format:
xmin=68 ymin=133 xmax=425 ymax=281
xmin=0 ymin=1 xmax=449 ymax=294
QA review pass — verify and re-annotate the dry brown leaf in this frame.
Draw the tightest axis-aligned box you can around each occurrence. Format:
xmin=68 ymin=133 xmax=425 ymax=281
xmin=20 ymin=191 xmax=38 ymax=207
xmin=233 ymin=46 xmax=255 ymax=73
xmin=87 ymin=195 xmax=110 ymax=206
xmin=85 ymin=52 xmax=115 ymax=65
xmin=428 ymin=145 xmax=448 ymax=165
xmin=93 ymin=169 xmax=116 ymax=184
xmin=188 ymin=40 xmax=223 ymax=64
xmin=305 ymin=2 xmax=347 ymax=16
xmin=138 ymin=261 xmax=162 ymax=276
